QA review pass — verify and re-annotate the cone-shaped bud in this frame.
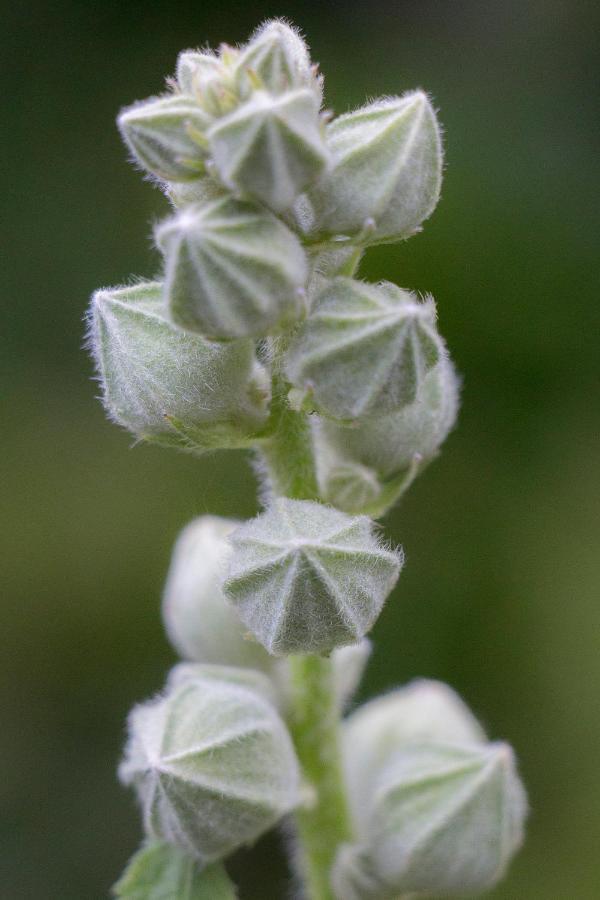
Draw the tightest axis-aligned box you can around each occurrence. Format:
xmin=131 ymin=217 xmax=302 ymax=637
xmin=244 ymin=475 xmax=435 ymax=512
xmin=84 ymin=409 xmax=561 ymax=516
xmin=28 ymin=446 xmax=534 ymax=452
xmin=208 ymin=89 xmax=329 ymax=213
xmin=119 ymin=672 xmax=300 ymax=863
xmin=334 ymin=742 xmax=527 ymax=898
xmin=234 ymin=20 xmax=322 ymax=101
xmin=176 ymin=49 xmax=239 ymax=117
xmin=343 ymin=680 xmax=487 ymax=821
xmin=88 ymin=282 xmax=270 ymax=452
xmin=162 ymin=515 xmax=275 ymax=673
xmin=307 ymin=92 xmax=442 ymax=245
xmin=156 ymin=197 xmax=308 ymax=339
xmin=118 ymin=95 xmax=210 ymax=182
xmin=177 ymin=50 xmax=225 ymax=95
xmin=223 ymin=498 xmax=403 ymax=656
xmin=312 ymin=358 xmax=459 ymax=513
xmin=285 ymin=278 xmax=443 ymax=421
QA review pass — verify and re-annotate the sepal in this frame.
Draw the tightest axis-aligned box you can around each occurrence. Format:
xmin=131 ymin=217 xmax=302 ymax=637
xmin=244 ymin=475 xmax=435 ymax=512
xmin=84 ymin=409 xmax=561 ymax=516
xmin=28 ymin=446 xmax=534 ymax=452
xmin=223 ymin=498 xmax=402 ymax=655
xmin=88 ymin=282 xmax=271 ymax=452
xmin=156 ymin=197 xmax=307 ymax=339
xmin=113 ymin=841 xmax=237 ymax=899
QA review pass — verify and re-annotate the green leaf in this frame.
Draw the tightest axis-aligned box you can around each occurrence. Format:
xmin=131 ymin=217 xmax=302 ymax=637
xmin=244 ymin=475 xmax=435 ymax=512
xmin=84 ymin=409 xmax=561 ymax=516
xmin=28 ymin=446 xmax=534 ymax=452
xmin=113 ymin=841 xmax=237 ymax=900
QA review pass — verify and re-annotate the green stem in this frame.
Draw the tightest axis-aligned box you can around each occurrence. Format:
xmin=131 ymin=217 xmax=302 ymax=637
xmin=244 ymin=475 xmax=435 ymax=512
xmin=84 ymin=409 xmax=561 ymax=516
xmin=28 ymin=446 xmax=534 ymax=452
xmin=286 ymin=654 xmax=354 ymax=900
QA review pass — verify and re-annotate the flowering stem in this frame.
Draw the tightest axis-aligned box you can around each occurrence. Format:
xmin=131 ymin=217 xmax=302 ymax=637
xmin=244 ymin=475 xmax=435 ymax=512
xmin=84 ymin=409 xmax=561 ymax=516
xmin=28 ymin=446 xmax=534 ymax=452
xmin=287 ymin=653 xmax=354 ymax=900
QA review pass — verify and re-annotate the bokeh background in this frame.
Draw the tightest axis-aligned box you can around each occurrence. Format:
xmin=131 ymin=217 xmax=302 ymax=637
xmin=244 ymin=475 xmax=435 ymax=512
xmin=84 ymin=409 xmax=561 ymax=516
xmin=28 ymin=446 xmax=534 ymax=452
xmin=3 ymin=0 xmax=599 ymax=897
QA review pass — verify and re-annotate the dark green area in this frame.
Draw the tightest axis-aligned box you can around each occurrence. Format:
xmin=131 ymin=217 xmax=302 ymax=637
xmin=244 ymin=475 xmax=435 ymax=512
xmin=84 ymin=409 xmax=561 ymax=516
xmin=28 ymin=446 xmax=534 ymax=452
xmin=2 ymin=1 xmax=598 ymax=897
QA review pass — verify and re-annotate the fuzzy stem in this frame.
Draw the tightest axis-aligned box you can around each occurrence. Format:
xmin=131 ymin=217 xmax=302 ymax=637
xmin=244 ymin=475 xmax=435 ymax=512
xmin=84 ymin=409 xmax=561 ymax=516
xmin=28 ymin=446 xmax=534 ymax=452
xmin=287 ymin=654 xmax=354 ymax=900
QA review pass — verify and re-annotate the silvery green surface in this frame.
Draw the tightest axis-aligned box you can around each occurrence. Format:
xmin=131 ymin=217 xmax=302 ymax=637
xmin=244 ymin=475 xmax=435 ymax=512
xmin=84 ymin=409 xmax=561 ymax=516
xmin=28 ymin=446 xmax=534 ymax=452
xmin=343 ymin=679 xmax=487 ymax=822
xmin=305 ymin=92 xmax=442 ymax=245
xmin=113 ymin=841 xmax=236 ymax=899
xmin=89 ymin=282 xmax=270 ymax=451
xmin=156 ymin=197 xmax=307 ymax=339
xmin=208 ymin=88 xmax=329 ymax=213
xmin=118 ymin=95 xmax=211 ymax=182
xmin=223 ymin=498 xmax=403 ymax=655
xmin=234 ymin=20 xmax=322 ymax=101
xmin=285 ymin=278 xmax=443 ymax=421
xmin=165 ymin=662 xmax=278 ymax=708
xmin=162 ymin=515 xmax=274 ymax=673
xmin=333 ymin=741 xmax=527 ymax=898
xmin=176 ymin=50 xmax=226 ymax=98
xmin=119 ymin=673 xmax=299 ymax=863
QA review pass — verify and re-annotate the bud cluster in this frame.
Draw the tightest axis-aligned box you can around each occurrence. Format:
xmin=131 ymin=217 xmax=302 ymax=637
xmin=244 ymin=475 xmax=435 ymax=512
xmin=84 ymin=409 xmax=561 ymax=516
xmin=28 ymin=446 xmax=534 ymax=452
xmin=89 ymin=19 xmax=527 ymax=899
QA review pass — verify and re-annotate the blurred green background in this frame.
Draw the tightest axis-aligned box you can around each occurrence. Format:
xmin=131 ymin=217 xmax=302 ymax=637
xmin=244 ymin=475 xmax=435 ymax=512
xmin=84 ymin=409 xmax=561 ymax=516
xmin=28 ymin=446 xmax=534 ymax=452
xmin=3 ymin=0 xmax=599 ymax=897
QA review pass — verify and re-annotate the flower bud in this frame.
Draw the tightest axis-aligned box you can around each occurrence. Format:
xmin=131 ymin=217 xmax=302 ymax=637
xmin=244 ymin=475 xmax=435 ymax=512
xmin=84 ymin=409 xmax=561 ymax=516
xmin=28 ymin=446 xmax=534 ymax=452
xmin=176 ymin=50 xmax=225 ymax=95
xmin=156 ymin=197 xmax=308 ymax=339
xmin=165 ymin=661 xmax=278 ymax=708
xmin=307 ymin=92 xmax=442 ymax=245
xmin=343 ymin=679 xmax=487 ymax=820
xmin=224 ymin=498 xmax=403 ymax=656
xmin=234 ymin=20 xmax=322 ymax=101
xmin=88 ymin=282 xmax=270 ymax=452
xmin=285 ymin=278 xmax=443 ymax=421
xmin=118 ymin=95 xmax=210 ymax=182
xmin=162 ymin=515 xmax=274 ymax=672
xmin=334 ymin=741 xmax=527 ymax=898
xmin=176 ymin=49 xmax=240 ymax=118
xmin=119 ymin=672 xmax=300 ymax=863
xmin=312 ymin=357 xmax=459 ymax=513
xmin=208 ymin=89 xmax=329 ymax=213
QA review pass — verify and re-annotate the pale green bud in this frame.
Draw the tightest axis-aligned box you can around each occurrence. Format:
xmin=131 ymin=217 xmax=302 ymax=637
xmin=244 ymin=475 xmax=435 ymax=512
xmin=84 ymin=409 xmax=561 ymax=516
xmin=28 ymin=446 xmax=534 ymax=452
xmin=119 ymin=672 xmax=300 ymax=863
xmin=165 ymin=661 xmax=278 ymax=708
xmin=235 ymin=19 xmax=322 ymax=101
xmin=88 ymin=282 xmax=270 ymax=452
xmin=156 ymin=197 xmax=308 ymax=339
xmin=334 ymin=741 xmax=527 ymax=898
xmin=162 ymin=515 xmax=274 ymax=673
xmin=307 ymin=92 xmax=442 ymax=245
xmin=223 ymin=498 xmax=403 ymax=656
xmin=176 ymin=49 xmax=240 ymax=118
xmin=113 ymin=841 xmax=236 ymax=899
xmin=343 ymin=680 xmax=487 ymax=822
xmin=176 ymin=50 xmax=225 ymax=95
xmin=118 ymin=95 xmax=210 ymax=182
xmin=208 ymin=89 xmax=329 ymax=213
xmin=312 ymin=358 xmax=459 ymax=513
xmin=285 ymin=278 xmax=443 ymax=421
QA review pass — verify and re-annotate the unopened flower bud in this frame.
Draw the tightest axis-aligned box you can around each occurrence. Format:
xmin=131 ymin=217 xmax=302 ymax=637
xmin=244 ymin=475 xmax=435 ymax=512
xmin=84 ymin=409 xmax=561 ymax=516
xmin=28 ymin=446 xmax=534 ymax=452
xmin=334 ymin=741 xmax=527 ymax=898
xmin=156 ymin=197 xmax=308 ymax=339
xmin=285 ymin=278 xmax=443 ymax=421
xmin=235 ymin=20 xmax=322 ymax=101
xmin=307 ymin=92 xmax=442 ymax=244
xmin=343 ymin=679 xmax=487 ymax=820
xmin=118 ymin=95 xmax=210 ymax=182
xmin=165 ymin=661 xmax=278 ymax=708
xmin=119 ymin=672 xmax=300 ymax=863
xmin=162 ymin=515 xmax=274 ymax=672
xmin=224 ymin=498 xmax=403 ymax=656
xmin=312 ymin=357 xmax=459 ymax=513
xmin=208 ymin=89 xmax=329 ymax=212
xmin=176 ymin=49 xmax=225 ymax=95
xmin=88 ymin=282 xmax=270 ymax=452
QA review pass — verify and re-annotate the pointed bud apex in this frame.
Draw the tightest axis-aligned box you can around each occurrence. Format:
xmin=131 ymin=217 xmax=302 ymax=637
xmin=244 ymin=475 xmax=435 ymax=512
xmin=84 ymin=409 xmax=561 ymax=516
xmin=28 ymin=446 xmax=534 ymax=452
xmin=235 ymin=20 xmax=321 ymax=100
xmin=223 ymin=498 xmax=403 ymax=656
xmin=162 ymin=515 xmax=275 ymax=672
xmin=343 ymin=680 xmax=487 ymax=820
xmin=334 ymin=742 xmax=527 ymax=898
xmin=156 ymin=197 xmax=308 ymax=339
xmin=312 ymin=358 xmax=459 ymax=511
xmin=118 ymin=95 xmax=211 ymax=182
xmin=88 ymin=282 xmax=270 ymax=451
xmin=209 ymin=89 xmax=329 ymax=212
xmin=308 ymin=92 xmax=442 ymax=244
xmin=285 ymin=278 xmax=443 ymax=421
xmin=176 ymin=49 xmax=224 ymax=95
xmin=119 ymin=672 xmax=300 ymax=863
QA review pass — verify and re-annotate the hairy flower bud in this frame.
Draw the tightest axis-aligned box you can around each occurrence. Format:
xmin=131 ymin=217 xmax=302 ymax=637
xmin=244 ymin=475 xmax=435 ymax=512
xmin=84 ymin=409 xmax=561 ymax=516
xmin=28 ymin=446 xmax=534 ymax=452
xmin=118 ymin=95 xmax=210 ymax=182
xmin=312 ymin=357 xmax=459 ymax=514
xmin=285 ymin=278 xmax=443 ymax=421
xmin=223 ymin=498 xmax=403 ymax=656
xmin=334 ymin=741 xmax=527 ymax=898
xmin=343 ymin=680 xmax=487 ymax=820
xmin=208 ymin=89 xmax=329 ymax=212
xmin=234 ymin=20 xmax=322 ymax=100
xmin=88 ymin=282 xmax=270 ymax=452
xmin=176 ymin=50 xmax=226 ymax=95
xmin=156 ymin=197 xmax=308 ymax=339
xmin=306 ymin=92 xmax=442 ymax=245
xmin=119 ymin=672 xmax=300 ymax=863
xmin=162 ymin=515 xmax=274 ymax=672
